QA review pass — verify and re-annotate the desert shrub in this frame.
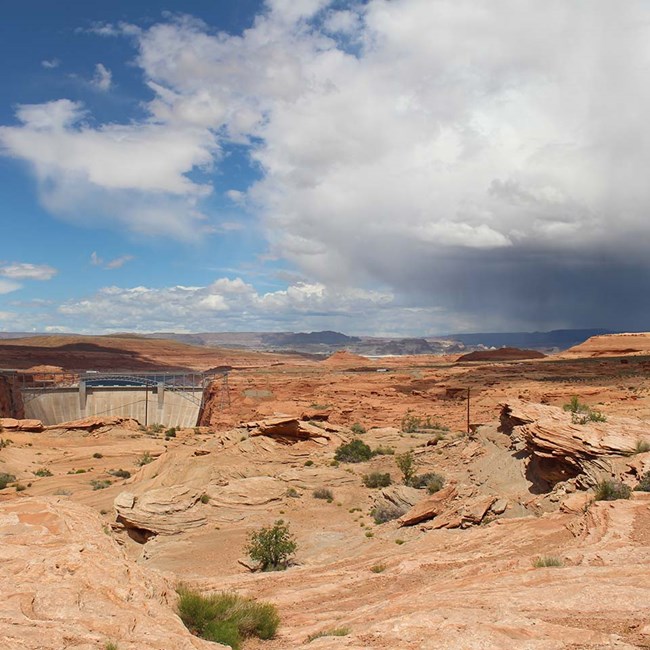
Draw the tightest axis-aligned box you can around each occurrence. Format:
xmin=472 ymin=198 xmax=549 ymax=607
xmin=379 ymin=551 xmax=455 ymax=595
xmin=401 ymin=410 xmax=449 ymax=433
xmin=635 ymin=440 xmax=650 ymax=454
xmin=563 ymin=396 xmax=583 ymax=413
xmin=594 ymin=479 xmax=631 ymax=501
xmin=564 ymin=396 xmax=607 ymax=424
xmin=372 ymin=445 xmax=394 ymax=456
xmin=533 ymin=556 xmax=563 ymax=568
xmin=93 ymin=452 xmax=103 ymax=459
xmin=362 ymin=472 xmax=392 ymax=488
xmin=395 ymin=451 xmax=417 ymax=485
xmin=0 ymin=473 xmax=16 ymax=489
xmin=307 ymin=628 xmax=350 ymax=642
xmin=372 ymin=503 xmax=407 ymax=524
xmin=15 ymin=483 xmax=26 ymax=492
xmin=334 ymin=439 xmax=373 ymax=463
xmin=148 ymin=423 xmax=164 ymax=434
xmin=91 ymin=479 xmax=112 ymax=490
xmin=165 ymin=427 xmax=177 ymax=438
xmin=350 ymin=422 xmax=366 ymax=435
xmin=0 ymin=438 xmax=12 ymax=449
xmin=53 ymin=488 xmax=71 ymax=496
xmin=409 ymin=472 xmax=445 ymax=493
xmin=310 ymin=402 xmax=330 ymax=410
xmin=313 ymin=487 xmax=334 ymax=501
xmin=370 ymin=563 xmax=386 ymax=573
xmin=245 ymin=520 xmax=296 ymax=571
xmin=634 ymin=471 xmax=650 ymax=492
xmin=177 ymin=587 xmax=279 ymax=649
xmin=105 ymin=643 xmax=119 ymax=650
xmin=200 ymin=494 xmax=210 ymax=504
xmin=285 ymin=487 xmax=301 ymax=498
xmin=136 ymin=451 xmax=154 ymax=466
xmin=304 ymin=460 xmax=314 ymax=467
xmin=34 ymin=468 xmax=53 ymax=477
xmin=109 ymin=469 xmax=131 ymax=479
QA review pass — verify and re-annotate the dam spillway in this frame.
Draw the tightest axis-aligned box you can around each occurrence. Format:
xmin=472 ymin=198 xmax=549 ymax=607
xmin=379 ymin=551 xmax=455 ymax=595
xmin=1 ymin=370 xmax=225 ymax=428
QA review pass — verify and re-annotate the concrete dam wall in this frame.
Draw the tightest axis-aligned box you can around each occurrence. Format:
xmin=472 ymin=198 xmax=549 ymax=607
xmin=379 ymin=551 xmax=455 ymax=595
xmin=23 ymin=385 xmax=203 ymax=428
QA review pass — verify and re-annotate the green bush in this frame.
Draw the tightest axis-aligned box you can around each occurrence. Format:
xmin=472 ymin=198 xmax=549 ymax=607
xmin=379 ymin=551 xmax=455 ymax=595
xmin=564 ymin=396 xmax=607 ymax=424
xmin=93 ymin=452 xmax=103 ymax=459
xmin=334 ymin=439 xmax=373 ymax=463
xmin=136 ymin=451 xmax=154 ymax=466
xmin=0 ymin=472 xmax=16 ymax=490
xmin=177 ymin=587 xmax=280 ymax=649
xmin=395 ymin=451 xmax=417 ymax=484
xmin=635 ymin=440 xmax=650 ymax=454
xmin=109 ymin=469 xmax=131 ymax=479
xmin=409 ymin=472 xmax=445 ymax=493
xmin=34 ymin=468 xmax=53 ymax=477
xmin=362 ymin=472 xmax=392 ymax=488
xmin=245 ymin=520 xmax=296 ymax=571
xmin=372 ymin=445 xmax=395 ymax=456
xmin=91 ymin=479 xmax=112 ymax=490
xmin=533 ymin=556 xmax=563 ymax=568
xmin=285 ymin=487 xmax=301 ymax=498
xmin=401 ymin=410 xmax=449 ymax=433
xmin=372 ymin=503 xmax=407 ymax=524
xmin=635 ymin=471 xmax=650 ymax=492
xmin=350 ymin=422 xmax=366 ymax=435
xmin=313 ymin=487 xmax=334 ymax=500
xmin=594 ymin=479 xmax=631 ymax=501
xmin=307 ymin=628 xmax=350 ymax=642
xmin=148 ymin=423 xmax=164 ymax=433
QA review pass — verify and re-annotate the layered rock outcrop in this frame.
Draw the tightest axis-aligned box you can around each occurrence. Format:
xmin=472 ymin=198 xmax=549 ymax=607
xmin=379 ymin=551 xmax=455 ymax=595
xmin=500 ymin=400 xmax=649 ymax=487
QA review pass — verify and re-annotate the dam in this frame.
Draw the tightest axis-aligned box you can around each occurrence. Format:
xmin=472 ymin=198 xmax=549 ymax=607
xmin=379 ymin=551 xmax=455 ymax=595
xmin=0 ymin=370 xmax=227 ymax=428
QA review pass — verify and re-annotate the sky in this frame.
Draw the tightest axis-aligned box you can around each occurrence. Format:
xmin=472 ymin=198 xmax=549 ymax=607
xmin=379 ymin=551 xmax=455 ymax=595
xmin=1 ymin=0 xmax=649 ymax=337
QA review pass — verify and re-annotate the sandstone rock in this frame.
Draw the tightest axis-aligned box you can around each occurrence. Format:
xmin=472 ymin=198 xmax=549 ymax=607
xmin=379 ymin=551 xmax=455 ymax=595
xmin=1 ymin=417 xmax=43 ymax=431
xmin=374 ymin=485 xmax=422 ymax=514
xmin=0 ymin=497 xmax=221 ymax=649
xmin=47 ymin=415 xmax=140 ymax=431
xmin=398 ymin=485 xmax=457 ymax=526
xmin=245 ymin=416 xmax=331 ymax=443
xmin=114 ymin=485 xmax=206 ymax=539
xmin=491 ymin=498 xmax=508 ymax=515
xmin=500 ymin=400 xmax=649 ymax=486
xmin=207 ymin=477 xmax=286 ymax=507
xmin=560 ymin=492 xmax=592 ymax=514
xmin=300 ymin=408 xmax=330 ymax=421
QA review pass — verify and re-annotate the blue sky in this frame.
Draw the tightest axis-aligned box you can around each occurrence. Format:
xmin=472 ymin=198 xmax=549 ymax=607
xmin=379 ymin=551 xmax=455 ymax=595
xmin=1 ymin=1 xmax=649 ymax=335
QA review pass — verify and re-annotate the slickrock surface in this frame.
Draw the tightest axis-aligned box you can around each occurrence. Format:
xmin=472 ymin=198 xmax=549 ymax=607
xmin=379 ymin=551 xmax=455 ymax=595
xmin=0 ymin=497 xmax=222 ymax=650
xmin=1 ymin=332 xmax=650 ymax=648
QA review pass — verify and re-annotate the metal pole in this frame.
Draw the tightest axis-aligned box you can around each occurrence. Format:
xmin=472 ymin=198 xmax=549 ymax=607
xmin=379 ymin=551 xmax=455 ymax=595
xmin=145 ymin=385 xmax=149 ymax=428
xmin=466 ymin=387 xmax=470 ymax=434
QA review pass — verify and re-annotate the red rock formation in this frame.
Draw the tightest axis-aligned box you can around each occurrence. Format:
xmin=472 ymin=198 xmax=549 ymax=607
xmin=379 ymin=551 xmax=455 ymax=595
xmin=500 ymin=400 xmax=649 ymax=487
xmin=457 ymin=347 xmax=546 ymax=362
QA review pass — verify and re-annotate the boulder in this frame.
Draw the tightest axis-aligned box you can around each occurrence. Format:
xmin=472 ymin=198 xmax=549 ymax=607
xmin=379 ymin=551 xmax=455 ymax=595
xmin=0 ymin=417 xmax=43 ymax=432
xmin=398 ymin=485 xmax=457 ymax=527
xmin=114 ymin=485 xmax=206 ymax=540
xmin=375 ymin=485 xmax=423 ymax=512
xmin=245 ymin=416 xmax=331 ymax=443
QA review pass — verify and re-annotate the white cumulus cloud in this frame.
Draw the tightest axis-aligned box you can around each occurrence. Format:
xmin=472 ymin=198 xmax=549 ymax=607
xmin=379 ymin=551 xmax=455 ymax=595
xmin=91 ymin=63 xmax=112 ymax=91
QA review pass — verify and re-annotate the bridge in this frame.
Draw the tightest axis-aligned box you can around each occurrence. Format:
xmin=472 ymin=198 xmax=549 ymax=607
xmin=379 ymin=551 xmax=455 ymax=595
xmin=0 ymin=370 xmax=229 ymax=428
